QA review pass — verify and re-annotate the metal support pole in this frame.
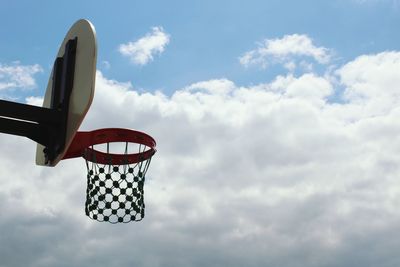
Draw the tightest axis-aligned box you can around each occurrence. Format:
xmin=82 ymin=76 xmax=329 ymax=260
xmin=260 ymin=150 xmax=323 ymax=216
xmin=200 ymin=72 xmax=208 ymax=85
xmin=0 ymin=99 xmax=61 ymax=124
xmin=0 ymin=117 xmax=51 ymax=146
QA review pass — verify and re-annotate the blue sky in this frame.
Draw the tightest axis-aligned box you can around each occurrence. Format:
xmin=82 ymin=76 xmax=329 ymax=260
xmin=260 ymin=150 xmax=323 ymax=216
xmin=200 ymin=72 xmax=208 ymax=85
xmin=1 ymin=1 xmax=400 ymax=267
xmin=1 ymin=0 xmax=399 ymax=96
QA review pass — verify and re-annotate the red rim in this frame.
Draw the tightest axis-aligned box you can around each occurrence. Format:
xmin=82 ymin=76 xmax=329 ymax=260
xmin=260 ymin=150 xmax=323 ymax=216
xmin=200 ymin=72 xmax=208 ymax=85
xmin=63 ymin=128 xmax=156 ymax=164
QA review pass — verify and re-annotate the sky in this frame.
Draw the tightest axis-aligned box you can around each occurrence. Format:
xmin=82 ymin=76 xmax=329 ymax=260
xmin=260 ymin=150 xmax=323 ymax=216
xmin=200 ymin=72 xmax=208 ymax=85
xmin=1 ymin=0 xmax=400 ymax=266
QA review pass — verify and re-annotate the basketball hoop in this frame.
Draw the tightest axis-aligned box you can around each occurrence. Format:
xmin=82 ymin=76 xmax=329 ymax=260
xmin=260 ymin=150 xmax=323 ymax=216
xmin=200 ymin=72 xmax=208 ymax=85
xmin=0 ymin=19 xmax=157 ymax=224
xmin=63 ymin=128 xmax=156 ymax=223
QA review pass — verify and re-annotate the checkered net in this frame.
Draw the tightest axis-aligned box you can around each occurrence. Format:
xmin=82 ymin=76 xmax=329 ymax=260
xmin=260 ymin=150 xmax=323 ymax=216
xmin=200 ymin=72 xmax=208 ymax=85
xmin=84 ymin=143 xmax=152 ymax=224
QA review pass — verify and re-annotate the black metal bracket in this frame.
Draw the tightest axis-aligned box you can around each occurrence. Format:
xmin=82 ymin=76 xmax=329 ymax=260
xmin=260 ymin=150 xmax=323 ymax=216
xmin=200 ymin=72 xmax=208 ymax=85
xmin=0 ymin=37 xmax=77 ymax=165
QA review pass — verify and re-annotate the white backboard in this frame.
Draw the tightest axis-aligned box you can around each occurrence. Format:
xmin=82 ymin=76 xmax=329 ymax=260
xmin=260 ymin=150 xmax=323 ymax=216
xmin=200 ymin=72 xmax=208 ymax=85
xmin=36 ymin=19 xmax=97 ymax=166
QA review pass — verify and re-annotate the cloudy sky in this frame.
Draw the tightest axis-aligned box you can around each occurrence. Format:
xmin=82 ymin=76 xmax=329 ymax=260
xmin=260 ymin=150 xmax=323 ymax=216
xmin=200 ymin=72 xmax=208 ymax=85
xmin=1 ymin=0 xmax=400 ymax=266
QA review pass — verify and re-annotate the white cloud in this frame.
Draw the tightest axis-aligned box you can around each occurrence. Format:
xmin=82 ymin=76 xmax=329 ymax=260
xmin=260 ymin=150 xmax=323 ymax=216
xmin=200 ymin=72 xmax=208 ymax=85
xmin=2 ymin=50 xmax=400 ymax=266
xmin=338 ymin=51 xmax=400 ymax=100
xmin=283 ymin=61 xmax=296 ymax=72
xmin=184 ymin=79 xmax=236 ymax=95
xmin=280 ymin=73 xmax=333 ymax=102
xmin=119 ymin=26 xmax=170 ymax=65
xmin=101 ymin=60 xmax=111 ymax=70
xmin=239 ymin=34 xmax=331 ymax=69
xmin=25 ymin=96 xmax=44 ymax=106
xmin=331 ymin=51 xmax=400 ymax=122
xmin=0 ymin=62 xmax=42 ymax=90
